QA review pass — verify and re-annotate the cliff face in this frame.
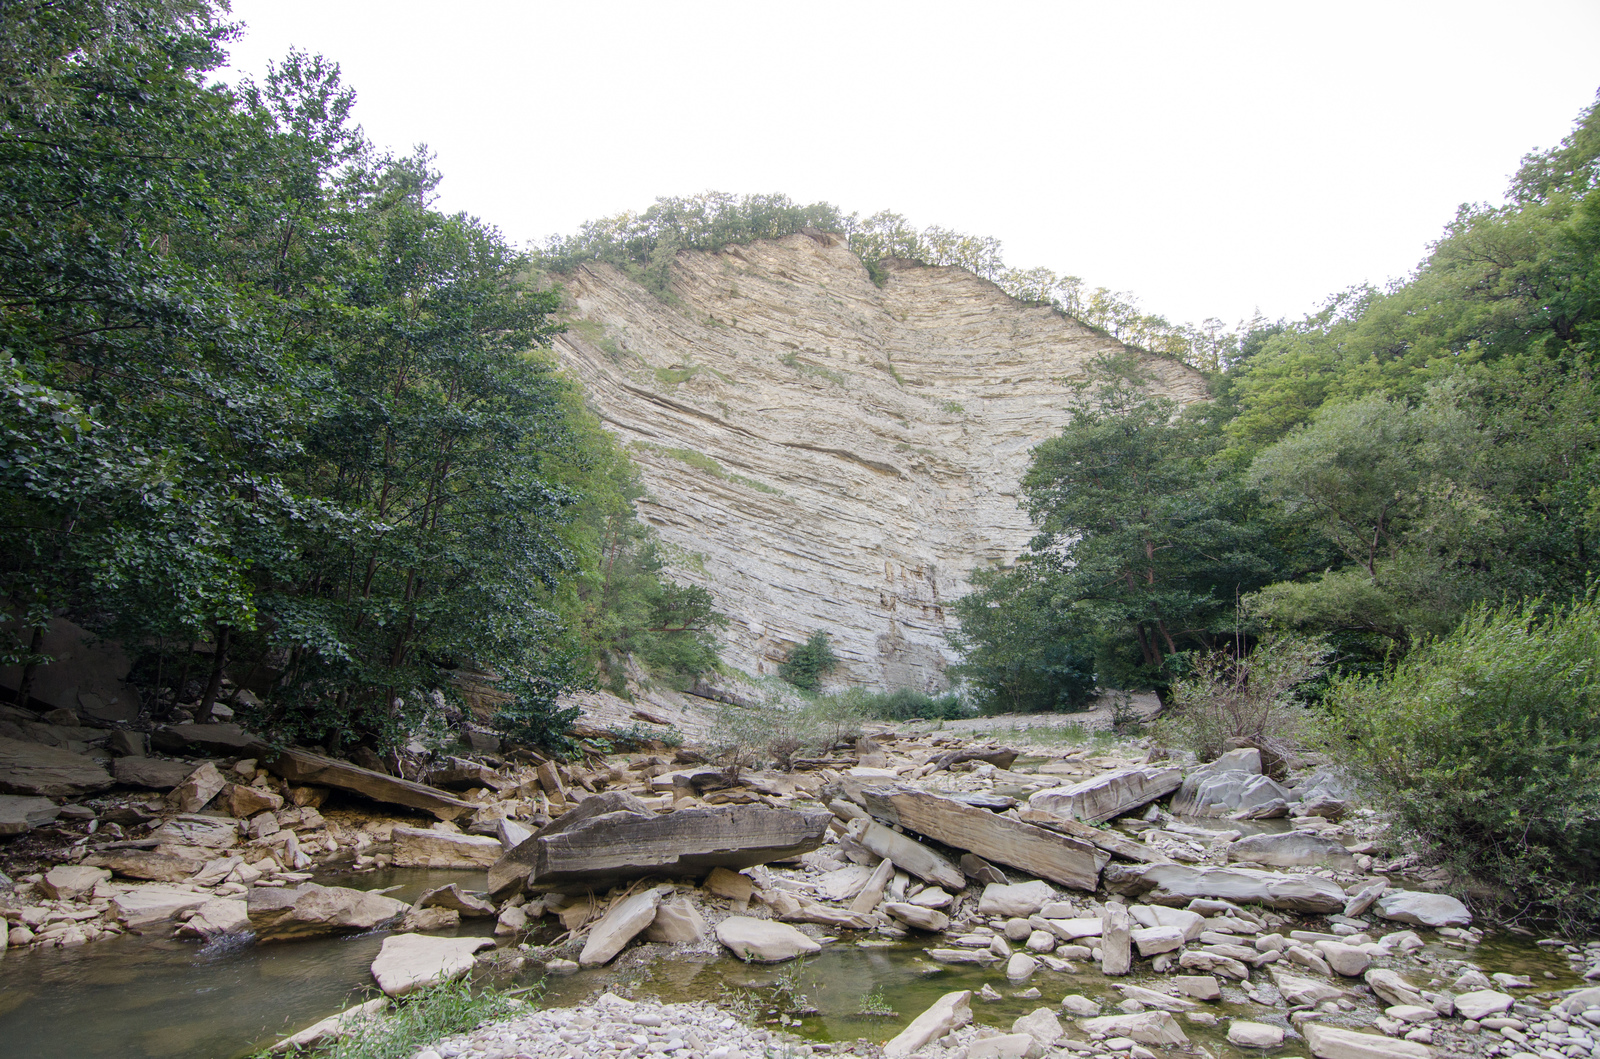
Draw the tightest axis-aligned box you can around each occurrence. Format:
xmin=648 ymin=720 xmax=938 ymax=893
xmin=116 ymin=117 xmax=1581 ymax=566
xmin=551 ymin=231 xmax=1207 ymax=691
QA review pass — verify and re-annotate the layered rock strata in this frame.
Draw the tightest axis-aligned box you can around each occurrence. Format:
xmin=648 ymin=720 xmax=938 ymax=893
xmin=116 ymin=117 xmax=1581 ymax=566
xmin=552 ymin=233 xmax=1205 ymax=689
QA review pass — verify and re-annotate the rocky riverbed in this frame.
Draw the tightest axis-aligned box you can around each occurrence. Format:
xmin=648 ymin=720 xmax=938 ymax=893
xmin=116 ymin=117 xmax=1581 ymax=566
xmin=3 ymin=701 xmax=1599 ymax=1059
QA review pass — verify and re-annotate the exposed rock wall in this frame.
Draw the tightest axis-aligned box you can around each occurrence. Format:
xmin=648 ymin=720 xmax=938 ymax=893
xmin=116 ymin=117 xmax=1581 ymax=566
xmin=551 ymin=232 xmax=1206 ymax=691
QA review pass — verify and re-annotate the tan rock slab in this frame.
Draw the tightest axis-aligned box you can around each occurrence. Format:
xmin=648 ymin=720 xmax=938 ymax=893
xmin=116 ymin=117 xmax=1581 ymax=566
xmin=113 ymin=884 xmax=211 ymax=929
xmin=1304 ymin=1022 xmax=1433 ymax=1058
xmin=1026 ymin=765 xmax=1182 ymax=824
xmin=883 ymin=990 xmax=972 ymax=1058
xmin=883 ymin=902 xmax=950 ymax=932
xmin=391 ymin=825 xmax=502 ymax=869
xmin=579 ymin=888 xmax=666 ymax=966
xmin=112 ymin=757 xmax=193 ymax=790
xmin=714 ymin=915 xmax=820 ymax=962
xmin=41 ymin=864 xmax=110 ymax=900
xmin=0 ymin=735 xmax=113 ymax=796
xmin=167 ymin=762 xmax=225 ymax=812
xmin=0 ymin=793 xmax=61 ymax=834
xmin=247 ymin=882 xmax=409 ymax=942
xmin=642 ymin=895 xmax=705 ymax=942
xmin=268 ymin=998 xmax=388 ymax=1054
xmin=1079 ymin=1010 xmax=1188 ymax=1046
xmin=261 ymin=747 xmax=474 ymax=821
xmin=370 ymin=933 xmax=495 ymax=996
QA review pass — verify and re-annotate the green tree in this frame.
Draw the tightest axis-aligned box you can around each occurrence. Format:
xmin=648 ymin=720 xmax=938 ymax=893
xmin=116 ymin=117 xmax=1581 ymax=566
xmin=780 ymin=630 xmax=836 ymax=692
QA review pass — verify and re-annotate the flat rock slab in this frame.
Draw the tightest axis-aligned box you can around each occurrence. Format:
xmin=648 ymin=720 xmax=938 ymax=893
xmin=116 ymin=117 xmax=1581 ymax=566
xmin=178 ymin=898 xmax=251 ymax=938
xmin=1103 ymin=862 xmax=1347 ymax=913
xmin=1227 ymin=830 xmax=1357 ymax=869
xmin=857 ymin=784 xmax=1104 ymax=891
xmin=848 ymin=817 xmax=966 ymax=891
xmin=1374 ymin=890 xmax=1472 ymax=927
xmin=112 ymin=757 xmax=195 ymax=790
xmin=714 ymin=916 xmax=820 ymax=962
xmin=580 ymin=887 xmax=666 ymax=966
xmin=248 ymin=882 xmax=410 ymax=942
xmin=392 ymin=826 xmax=502 ymax=869
xmin=84 ymin=848 xmax=202 ymax=882
xmin=261 ymin=747 xmax=475 ymax=822
xmin=496 ymin=803 xmax=830 ymax=893
xmin=371 ymin=933 xmax=495 ymax=996
xmin=1304 ymin=1022 xmax=1433 ymax=1058
xmin=0 ymin=735 xmax=113 ymax=796
xmin=0 ymin=793 xmax=61 ymax=834
xmin=1078 ymin=1011 xmax=1188 ymax=1047
xmin=167 ymin=761 xmax=226 ymax=812
xmin=113 ymin=884 xmax=212 ymax=929
xmin=150 ymin=723 xmax=258 ymax=756
xmin=268 ymin=998 xmax=389 ymax=1055
xmin=1453 ymin=989 xmax=1514 ymax=1020
xmin=642 ymin=895 xmax=705 ymax=943
xmin=883 ymin=990 xmax=972 ymax=1059
xmin=1026 ymin=765 xmax=1182 ymax=824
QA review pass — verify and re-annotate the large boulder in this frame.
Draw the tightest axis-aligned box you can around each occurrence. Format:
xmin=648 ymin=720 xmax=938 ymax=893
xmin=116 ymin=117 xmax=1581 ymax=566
xmin=370 ymin=933 xmax=495 ymax=996
xmin=1453 ymin=990 xmax=1514 ymax=1021
xmin=1374 ymin=890 xmax=1472 ymax=927
xmin=177 ymin=898 xmax=251 ymax=938
xmin=247 ymin=883 xmax=409 ymax=942
xmin=150 ymin=723 xmax=258 ymax=756
xmin=714 ymin=916 xmax=820 ymax=962
xmin=0 ymin=735 xmax=113 ymax=796
xmin=642 ymin=895 xmax=705 ymax=943
xmin=391 ymin=826 xmax=502 ymax=869
xmin=0 ymin=616 xmax=141 ymax=721
xmin=151 ymin=813 xmax=239 ymax=849
xmin=1227 ymin=830 xmax=1357 ymax=869
xmin=84 ymin=847 xmax=204 ymax=882
xmin=1171 ymin=768 xmax=1292 ymax=818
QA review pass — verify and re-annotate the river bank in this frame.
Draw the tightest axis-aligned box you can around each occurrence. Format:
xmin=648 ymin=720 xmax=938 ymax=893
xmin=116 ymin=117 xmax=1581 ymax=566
xmin=2 ymin=704 xmax=1599 ymax=1059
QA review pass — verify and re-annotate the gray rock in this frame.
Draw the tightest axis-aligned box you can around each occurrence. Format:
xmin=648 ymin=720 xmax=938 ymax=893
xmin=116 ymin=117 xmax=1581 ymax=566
xmin=1453 ymin=989 xmax=1514 ymax=1021
xmin=1302 ymin=1022 xmax=1432 ymax=1058
xmin=1171 ymin=769 xmax=1292 ymax=818
xmin=1078 ymin=1011 xmax=1188 ymax=1047
xmin=977 ymin=881 xmax=1056 ymax=917
xmin=714 ymin=916 xmax=819 ymax=962
xmin=0 ymin=793 xmax=61 ymax=834
xmin=1226 ymin=830 xmax=1356 ymax=869
xmin=641 ymin=895 xmax=705 ymax=942
xmin=113 ymin=756 xmax=194 ymax=790
xmin=580 ymin=887 xmax=667 ymax=966
xmin=883 ymin=991 xmax=972 ymax=1058
xmin=1228 ymin=1021 xmax=1285 ymax=1048
xmin=0 ymin=735 xmax=113 ymax=796
xmin=1374 ymin=889 xmax=1472 ymax=927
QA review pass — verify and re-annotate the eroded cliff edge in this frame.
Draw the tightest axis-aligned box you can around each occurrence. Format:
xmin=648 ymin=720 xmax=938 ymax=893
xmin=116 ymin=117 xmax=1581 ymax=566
xmin=550 ymin=231 xmax=1207 ymax=691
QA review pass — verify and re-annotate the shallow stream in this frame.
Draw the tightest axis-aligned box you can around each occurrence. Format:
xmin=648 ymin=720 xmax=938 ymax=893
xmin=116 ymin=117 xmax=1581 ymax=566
xmin=0 ymin=865 xmax=1585 ymax=1059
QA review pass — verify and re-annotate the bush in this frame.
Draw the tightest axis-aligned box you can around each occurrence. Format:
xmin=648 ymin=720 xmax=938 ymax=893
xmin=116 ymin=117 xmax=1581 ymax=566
xmin=847 ymin=687 xmax=974 ymax=722
xmin=1156 ymin=635 xmax=1328 ymax=771
xmin=1320 ymin=591 xmax=1600 ymax=925
xmin=779 ymin=630 xmax=837 ymax=691
xmin=304 ymin=979 xmax=520 ymax=1059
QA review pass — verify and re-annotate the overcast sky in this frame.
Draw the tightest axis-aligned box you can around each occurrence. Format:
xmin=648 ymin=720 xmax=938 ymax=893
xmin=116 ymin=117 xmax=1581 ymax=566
xmin=219 ymin=1 xmax=1600 ymax=330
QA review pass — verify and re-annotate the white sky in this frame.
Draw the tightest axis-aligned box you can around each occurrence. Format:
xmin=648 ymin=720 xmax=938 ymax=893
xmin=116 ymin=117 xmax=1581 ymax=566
xmin=219 ymin=1 xmax=1600 ymax=330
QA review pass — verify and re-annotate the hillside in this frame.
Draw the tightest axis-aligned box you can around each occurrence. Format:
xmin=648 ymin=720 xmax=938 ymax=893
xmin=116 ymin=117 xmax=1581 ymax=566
xmin=550 ymin=230 xmax=1207 ymax=690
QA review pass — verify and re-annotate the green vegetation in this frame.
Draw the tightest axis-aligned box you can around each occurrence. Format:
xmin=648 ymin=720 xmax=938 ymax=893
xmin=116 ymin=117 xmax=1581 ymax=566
xmin=778 ymin=351 xmax=846 ymax=387
xmin=540 ymin=193 xmax=1240 ymax=371
xmin=779 ymin=630 xmax=837 ymax=691
xmin=843 ymin=687 xmax=973 ymax=721
xmin=314 ymin=980 xmax=522 ymax=1059
xmin=0 ymin=2 xmax=723 ymax=755
xmin=941 ymin=400 xmax=965 ymax=414
xmin=1320 ymin=593 xmax=1600 ymax=925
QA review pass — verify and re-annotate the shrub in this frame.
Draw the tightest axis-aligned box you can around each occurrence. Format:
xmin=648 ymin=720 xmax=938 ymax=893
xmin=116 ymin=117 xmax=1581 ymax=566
xmin=847 ymin=687 xmax=973 ymax=722
xmin=311 ymin=978 xmax=521 ymax=1059
xmin=1320 ymin=591 xmax=1600 ymax=925
xmin=780 ymin=630 xmax=837 ymax=691
xmin=1157 ymin=635 xmax=1329 ymax=770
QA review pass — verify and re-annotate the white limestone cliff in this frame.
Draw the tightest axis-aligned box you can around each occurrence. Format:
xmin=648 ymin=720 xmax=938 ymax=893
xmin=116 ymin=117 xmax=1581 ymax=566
xmin=551 ymin=231 xmax=1206 ymax=691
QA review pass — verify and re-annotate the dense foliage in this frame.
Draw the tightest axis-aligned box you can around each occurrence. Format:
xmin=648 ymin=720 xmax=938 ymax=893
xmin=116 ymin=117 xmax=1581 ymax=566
xmin=778 ymin=630 xmax=837 ymax=692
xmin=1321 ymin=593 xmax=1600 ymax=925
xmin=957 ymin=91 xmax=1600 ymax=717
xmin=0 ymin=1 xmax=719 ymax=754
xmin=540 ymin=192 xmax=1242 ymax=371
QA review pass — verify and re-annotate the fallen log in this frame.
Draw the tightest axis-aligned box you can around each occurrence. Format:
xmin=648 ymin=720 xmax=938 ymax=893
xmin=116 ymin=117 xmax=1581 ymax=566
xmin=491 ymin=803 xmax=831 ymax=894
xmin=1025 ymin=765 xmax=1182 ymax=824
xmin=857 ymin=785 xmax=1105 ymax=892
xmin=259 ymin=747 xmax=475 ymax=822
xmin=1014 ymin=808 xmax=1174 ymax=865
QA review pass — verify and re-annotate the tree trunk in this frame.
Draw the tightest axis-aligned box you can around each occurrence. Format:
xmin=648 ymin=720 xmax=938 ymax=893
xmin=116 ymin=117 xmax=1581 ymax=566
xmin=194 ymin=625 xmax=231 ymax=723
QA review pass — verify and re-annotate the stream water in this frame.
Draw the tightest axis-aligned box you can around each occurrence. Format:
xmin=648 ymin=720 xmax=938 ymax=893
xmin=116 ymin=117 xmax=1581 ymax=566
xmin=0 ymin=863 xmax=1586 ymax=1059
